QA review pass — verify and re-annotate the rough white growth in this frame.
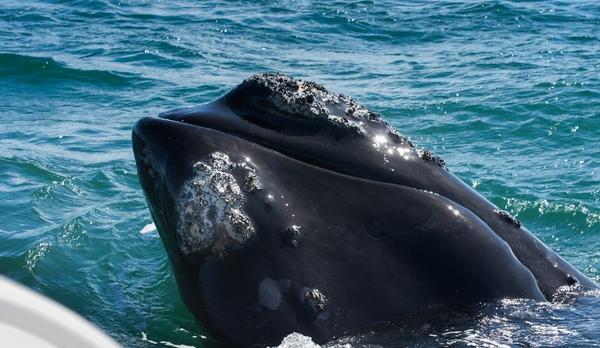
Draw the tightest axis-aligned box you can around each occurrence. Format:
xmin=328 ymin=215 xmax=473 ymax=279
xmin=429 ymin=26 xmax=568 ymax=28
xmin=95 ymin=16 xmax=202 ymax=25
xmin=176 ymin=152 xmax=259 ymax=258
xmin=244 ymin=73 xmax=374 ymax=135
xmin=240 ymin=74 xmax=434 ymax=167
xmin=236 ymin=161 xmax=263 ymax=192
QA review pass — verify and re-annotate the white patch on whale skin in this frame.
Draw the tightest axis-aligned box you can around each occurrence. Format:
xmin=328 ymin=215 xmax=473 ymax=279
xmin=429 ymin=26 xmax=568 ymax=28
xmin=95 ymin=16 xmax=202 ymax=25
xmin=258 ymin=278 xmax=282 ymax=311
xmin=175 ymin=152 xmax=258 ymax=258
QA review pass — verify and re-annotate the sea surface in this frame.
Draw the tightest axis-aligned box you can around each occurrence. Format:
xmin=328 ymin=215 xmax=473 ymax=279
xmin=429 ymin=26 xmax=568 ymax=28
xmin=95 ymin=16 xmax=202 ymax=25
xmin=1 ymin=1 xmax=599 ymax=347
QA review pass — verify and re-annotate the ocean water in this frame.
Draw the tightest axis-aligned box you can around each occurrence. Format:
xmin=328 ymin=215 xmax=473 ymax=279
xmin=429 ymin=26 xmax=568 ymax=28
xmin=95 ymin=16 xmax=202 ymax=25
xmin=1 ymin=0 xmax=599 ymax=347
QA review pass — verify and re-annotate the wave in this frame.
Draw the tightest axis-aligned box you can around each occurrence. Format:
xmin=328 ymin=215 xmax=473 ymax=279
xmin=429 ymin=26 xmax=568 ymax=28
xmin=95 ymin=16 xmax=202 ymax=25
xmin=503 ymin=197 xmax=600 ymax=230
xmin=0 ymin=53 xmax=135 ymax=86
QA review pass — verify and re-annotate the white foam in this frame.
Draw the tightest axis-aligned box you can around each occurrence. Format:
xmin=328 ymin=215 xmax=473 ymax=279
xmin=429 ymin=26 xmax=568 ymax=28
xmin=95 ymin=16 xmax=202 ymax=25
xmin=140 ymin=223 xmax=156 ymax=234
xmin=273 ymin=332 xmax=319 ymax=348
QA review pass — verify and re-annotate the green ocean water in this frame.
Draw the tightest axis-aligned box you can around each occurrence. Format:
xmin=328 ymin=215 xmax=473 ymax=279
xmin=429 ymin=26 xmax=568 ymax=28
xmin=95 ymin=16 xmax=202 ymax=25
xmin=0 ymin=1 xmax=599 ymax=347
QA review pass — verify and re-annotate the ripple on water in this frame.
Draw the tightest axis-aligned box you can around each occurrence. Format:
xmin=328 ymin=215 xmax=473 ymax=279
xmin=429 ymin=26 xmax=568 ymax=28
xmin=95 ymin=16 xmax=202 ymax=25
xmin=24 ymin=241 xmax=51 ymax=272
xmin=57 ymin=216 xmax=89 ymax=248
xmin=502 ymin=197 xmax=600 ymax=230
xmin=318 ymin=293 xmax=600 ymax=347
xmin=0 ymin=53 xmax=136 ymax=86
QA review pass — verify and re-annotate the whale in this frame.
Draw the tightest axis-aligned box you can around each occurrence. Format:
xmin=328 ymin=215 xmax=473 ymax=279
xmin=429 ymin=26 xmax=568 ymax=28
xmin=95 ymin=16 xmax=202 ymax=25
xmin=132 ymin=73 xmax=597 ymax=347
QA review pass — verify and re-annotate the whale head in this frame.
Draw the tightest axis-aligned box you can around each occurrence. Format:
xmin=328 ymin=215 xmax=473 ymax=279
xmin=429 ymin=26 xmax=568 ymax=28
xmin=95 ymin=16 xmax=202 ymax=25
xmin=131 ymin=73 xmax=595 ymax=346
xmin=132 ymin=73 xmax=434 ymax=264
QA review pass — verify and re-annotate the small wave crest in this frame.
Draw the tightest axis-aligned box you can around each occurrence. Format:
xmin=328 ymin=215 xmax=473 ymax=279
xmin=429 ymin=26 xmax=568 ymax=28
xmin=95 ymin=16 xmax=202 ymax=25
xmin=502 ymin=197 xmax=600 ymax=229
xmin=24 ymin=241 xmax=51 ymax=271
xmin=0 ymin=52 xmax=134 ymax=86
